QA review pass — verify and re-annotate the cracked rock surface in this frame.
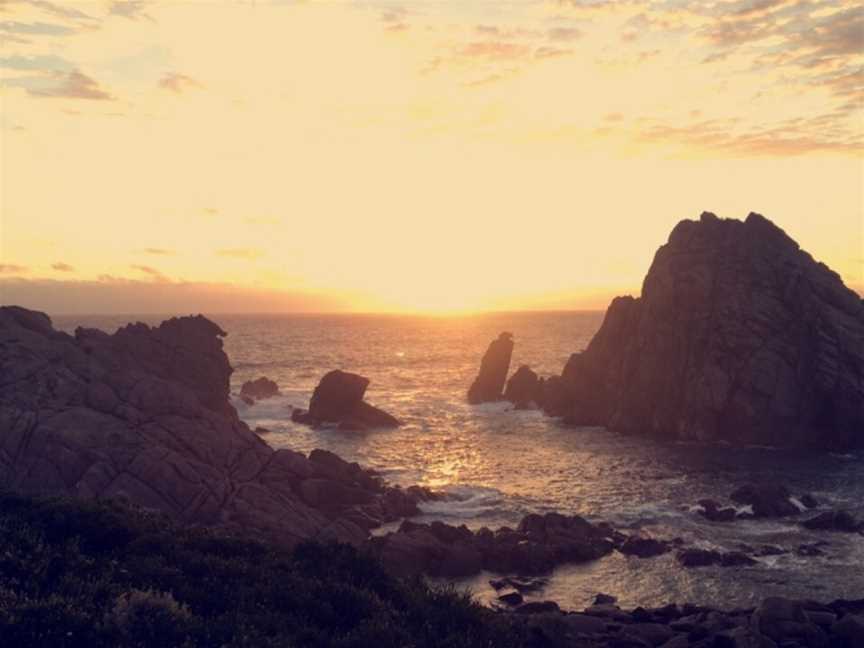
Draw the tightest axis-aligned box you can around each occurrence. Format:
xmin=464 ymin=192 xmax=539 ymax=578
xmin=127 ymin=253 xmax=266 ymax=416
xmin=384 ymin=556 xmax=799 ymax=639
xmin=0 ymin=306 xmax=424 ymax=547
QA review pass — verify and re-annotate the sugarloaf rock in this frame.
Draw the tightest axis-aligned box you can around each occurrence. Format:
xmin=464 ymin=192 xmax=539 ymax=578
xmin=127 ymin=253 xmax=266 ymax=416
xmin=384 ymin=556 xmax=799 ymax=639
xmin=545 ymin=212 xmax=864 ymax=450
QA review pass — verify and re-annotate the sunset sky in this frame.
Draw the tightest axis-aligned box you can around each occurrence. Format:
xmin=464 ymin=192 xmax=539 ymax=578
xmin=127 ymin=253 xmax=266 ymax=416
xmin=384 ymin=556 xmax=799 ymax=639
xmin=1 ymin=0 xmax=862 ymax=314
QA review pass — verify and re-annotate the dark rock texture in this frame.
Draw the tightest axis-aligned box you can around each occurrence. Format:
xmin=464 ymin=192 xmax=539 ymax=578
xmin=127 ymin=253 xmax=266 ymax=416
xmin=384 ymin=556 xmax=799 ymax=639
xmin=0 ymin=307 xmax=420 ymax=548
xmin=802 ymin=510 xmax=863 ymax=533
xmin=371 ymin=512 xmax=617 ymax=578
xmin=468 ymin=332 xmax=514 ymax=404
xmin=291 ymin=369 xmax=400 ymax=430
xmin=546 ymin=212 xmax=864 ymax=449
xmin=239 ymin=376 xmax=279 ymax=401
xmin=504 ymin=365 xmax=541 ymax=408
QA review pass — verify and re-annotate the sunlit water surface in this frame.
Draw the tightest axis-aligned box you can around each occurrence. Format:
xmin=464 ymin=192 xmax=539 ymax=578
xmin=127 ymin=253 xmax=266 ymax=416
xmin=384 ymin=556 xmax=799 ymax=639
xmin=55 ymin=312 xmax=864 ymax=609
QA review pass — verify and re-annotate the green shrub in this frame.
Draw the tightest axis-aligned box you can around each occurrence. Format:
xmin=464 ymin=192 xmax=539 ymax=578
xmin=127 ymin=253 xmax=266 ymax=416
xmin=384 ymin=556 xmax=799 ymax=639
xmin=0 ymin=492 xmax=531 ymax=648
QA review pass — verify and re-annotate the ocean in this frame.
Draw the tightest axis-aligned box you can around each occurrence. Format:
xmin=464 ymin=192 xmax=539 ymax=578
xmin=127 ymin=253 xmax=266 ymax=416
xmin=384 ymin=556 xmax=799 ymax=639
xmin=53 ymin=311 xmax=864 ymax=609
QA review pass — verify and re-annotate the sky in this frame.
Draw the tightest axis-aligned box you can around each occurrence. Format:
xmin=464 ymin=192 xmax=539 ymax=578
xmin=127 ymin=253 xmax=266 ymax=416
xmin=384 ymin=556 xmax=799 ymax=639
xmin=0 ymin=0 xmax=862 ymax=314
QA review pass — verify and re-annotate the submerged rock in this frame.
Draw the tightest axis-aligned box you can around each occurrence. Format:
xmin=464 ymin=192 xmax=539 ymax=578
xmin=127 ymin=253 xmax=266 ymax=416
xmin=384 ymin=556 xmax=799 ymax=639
xmin=545 ymin=212 xmax=864 ymax=449
xmin=802 ymin=510 xmax=863 ymax=533
xmin=468 ymin=332 xmax=514 ymax=404
xmin=293 ymin=370 xmax=400 ymax=430
xmin=240 ymin=376 xmax=279 ymax=401
xmin=730 ymin=484 xmax=800 ymax=518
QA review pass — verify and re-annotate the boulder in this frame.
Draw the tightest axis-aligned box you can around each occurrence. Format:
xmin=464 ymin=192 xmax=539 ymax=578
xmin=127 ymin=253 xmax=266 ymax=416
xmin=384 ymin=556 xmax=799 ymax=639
xmin=293 ymin=370 xmax=400 ymax=430
xmin=503 ymin=365 xmax=541 ymax=408
xmin=371 ymin=511 xmax=618 ymax=578
xmin=751 ymin=598 xmax=827 ymax=647
xmin=619 ymin=536 xmax=672 ymax=558
xmin=468 ymin=332 xmax=514 ymax=404
xmin=543 ymin=212 xmax=864 ymax=449
xmin=239 ymin=376 xmax=279 ymax=401
xmin=730 ymin=484 xmax=799 ymax=518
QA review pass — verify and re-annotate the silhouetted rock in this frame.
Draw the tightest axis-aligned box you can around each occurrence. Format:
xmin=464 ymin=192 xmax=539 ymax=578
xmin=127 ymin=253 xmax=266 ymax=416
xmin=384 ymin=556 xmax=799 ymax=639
xmin=619 ymin=535 xmax=672 ymax=558
xmin=752 ymin=597 xmax=828 ymax=646
xmin=468 ymin=332 xmax=514 ymax=404
xmin=504 ymin=365 xmax=541 ymax=408
xmin=676 ymin=548 xmax=757 ymax=568
xmin=293 ymin=370 xmax=400 ymax=430
xmin=371 ymin=511 xmax=617 ymax=578
xmin=730 ymin=484 xmax=799 ymax=518
xmin=240 ymin=376 xmax=279 ymax=401
xmin=0 ymin=307 xmax=419 ymax=549
xmin=546 ymin=212 xmax=864 ymax=449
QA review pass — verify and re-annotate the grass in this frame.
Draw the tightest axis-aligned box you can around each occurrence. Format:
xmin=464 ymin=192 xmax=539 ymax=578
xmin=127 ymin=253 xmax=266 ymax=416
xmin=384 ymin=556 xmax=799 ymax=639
xmin=0 ymin=492 xmax=534 ymax=648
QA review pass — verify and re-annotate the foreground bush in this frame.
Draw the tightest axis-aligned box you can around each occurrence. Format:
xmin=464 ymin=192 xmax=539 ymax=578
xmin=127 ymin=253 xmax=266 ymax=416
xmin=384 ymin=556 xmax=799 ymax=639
xmin=0 ymin=492 xmax=528 ymax=647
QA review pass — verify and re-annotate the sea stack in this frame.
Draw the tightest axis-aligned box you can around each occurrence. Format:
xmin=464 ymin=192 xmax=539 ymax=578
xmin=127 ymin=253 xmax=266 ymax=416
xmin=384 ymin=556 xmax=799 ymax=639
xmin=291 ymin=370 xmax=401 ymax=430
xmin=467 ymin=332 xmax=514 ymax=404
xmin=546 ymin=212 xmax=864 ymax=450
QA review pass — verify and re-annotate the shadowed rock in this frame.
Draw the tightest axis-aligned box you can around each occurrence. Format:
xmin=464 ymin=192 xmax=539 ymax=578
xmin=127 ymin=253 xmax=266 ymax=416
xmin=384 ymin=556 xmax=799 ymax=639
xmin=504 ymin=365 xmax=541 ymax=409
xmin=240 ymin=376 xmax=279 ymax=402
xmin=468 ymin=332 xmax=514 ymax=404
xmin=291 ymin=370 xmax=400 ymax=430
xmin=545 ymin=212 xmax=864 ymax=449
xmin=0 ymin=307 xmax=419 ymax=549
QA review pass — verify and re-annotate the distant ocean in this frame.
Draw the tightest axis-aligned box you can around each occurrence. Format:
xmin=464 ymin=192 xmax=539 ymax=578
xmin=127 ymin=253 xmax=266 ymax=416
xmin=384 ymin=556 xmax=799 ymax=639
xmin=54 ymin=312 xmax=864 ymax=609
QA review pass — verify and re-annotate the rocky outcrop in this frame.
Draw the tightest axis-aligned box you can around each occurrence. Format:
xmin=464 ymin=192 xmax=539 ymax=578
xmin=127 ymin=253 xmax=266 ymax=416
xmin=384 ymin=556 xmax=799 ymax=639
xmin=240 ymin=376 xmax=279 ymax=402
xmin=0 ymin=307 xmax=421 ymax=549
xmin=291 ymin=370 xmax=400 ymax=430
xmin=501 ymin=596 xmax=864 ymax=648
xmin=503 ymin=365 xmax=541 ymax=409
xmin=467 ymin=332 xmax=514 ymax=404
xmin=370 ymin=512 xmax=685 ymax=578
xmin=802 ymin=510 xmax=863 ymax=533
xmin=547 ymin=212 xmax=864 ymax=449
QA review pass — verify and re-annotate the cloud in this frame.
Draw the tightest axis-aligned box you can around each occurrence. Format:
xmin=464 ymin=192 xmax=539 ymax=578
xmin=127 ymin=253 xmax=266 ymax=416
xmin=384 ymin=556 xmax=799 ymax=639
xmin=459 ymin=41 xmax=531 ymax=60
xmin=604 ymin=112 xmax=624 ymax=122
xmin=158 ymin=72 xmax=202 ymax=93
xmin=0 ymin=264 xmax=28 ymax=274
xmin=0 ymin=54 xmax=74 ymax=72
xmin=51 ymin=262 xmax=75 ymax=272
xmin=0 ymin=277 xmax=347 ymax=314
xmin=0 ymin=20 xmax=74 ymax=36
xmin=108 ymin=0 xmax=154 ymax=22
xmin=130 ymin=264 xmax=169 ymax=281
xmin=28 ymin=70 xmax=113 ymax=100
xmin=216 ymin=248 xmax=263 ymax=260
xmin=547 ymin=27 xmax=581 ymax=41
xmin=141 ymin=248 xmax=175 ymax=255
xmin=638 ymin=116 xmax=863 ymax=156
xmin=26 ymin=0 xmax=94 ymax=21
xmin=535 ymin=46 xmax=572 ymax=59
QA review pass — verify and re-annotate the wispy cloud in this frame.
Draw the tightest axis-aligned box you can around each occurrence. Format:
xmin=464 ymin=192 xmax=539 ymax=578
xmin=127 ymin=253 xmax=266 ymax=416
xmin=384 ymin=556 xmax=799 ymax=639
xmin=108 ymin=0 xmax=153 ymax=22
xmin=28 ymin=70 xmax=113 ymax=100
xmin=131 ymin=264 xmax=169 ymax=281
xmin=216 ymin=248 xmax=263 ymax=260
xmin=51 ymin=262 xmax=75 ymax=272
xmin=0 ymin=264 xmax=28 ymax=274
xmin=158 ymin=72 xmax=202 ymax=93
xmin=141 ymin=247 xmax=175 ymax=255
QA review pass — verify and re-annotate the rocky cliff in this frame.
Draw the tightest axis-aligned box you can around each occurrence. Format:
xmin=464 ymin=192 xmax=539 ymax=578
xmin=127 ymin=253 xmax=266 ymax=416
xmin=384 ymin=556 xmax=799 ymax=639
xmin=0 ymin=307 xmax=424 ymax=547
xmin=547 ymin=212 xmax=864 ymax=449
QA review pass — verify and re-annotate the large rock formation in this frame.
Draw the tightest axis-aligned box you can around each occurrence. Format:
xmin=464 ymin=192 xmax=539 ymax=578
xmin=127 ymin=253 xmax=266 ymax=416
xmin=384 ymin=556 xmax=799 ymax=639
xmin=468 ymin=332 xmax=514 ymax=404
xmin=546 ymin=212 xmax=864 ymax=449
xmin=0 ymin=307 xmax=422 ymax=548
xmin=291 ymin=370 xmax=401 ymax=430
